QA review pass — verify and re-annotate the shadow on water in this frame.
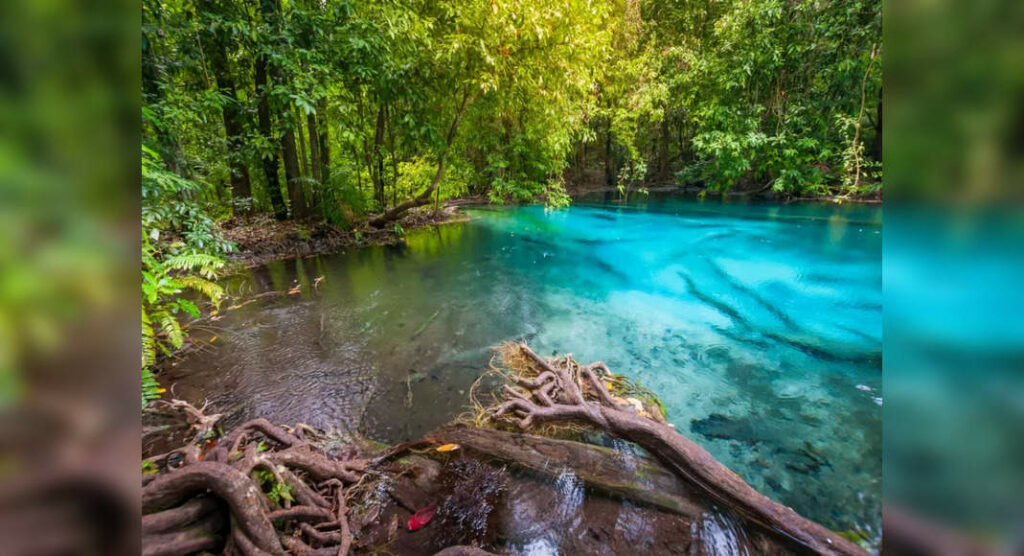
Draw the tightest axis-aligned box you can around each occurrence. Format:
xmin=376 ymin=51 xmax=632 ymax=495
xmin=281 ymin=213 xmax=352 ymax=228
xmin=162 ymin=198 xmax=881 ymax=547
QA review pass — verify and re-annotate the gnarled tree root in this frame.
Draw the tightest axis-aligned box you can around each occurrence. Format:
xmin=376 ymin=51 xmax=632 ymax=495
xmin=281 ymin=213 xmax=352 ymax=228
xmin=485 ymin=342 xmax=868 ymax=556
xmin=142 ymin=403 xmax=373 ymax=556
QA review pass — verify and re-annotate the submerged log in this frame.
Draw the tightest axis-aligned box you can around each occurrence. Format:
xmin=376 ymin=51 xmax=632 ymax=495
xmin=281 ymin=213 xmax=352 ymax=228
xmin=425 ymin=425 xmax=704 ymax=519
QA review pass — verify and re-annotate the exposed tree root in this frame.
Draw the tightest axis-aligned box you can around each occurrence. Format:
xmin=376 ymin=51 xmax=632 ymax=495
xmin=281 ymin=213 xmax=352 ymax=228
xmin=483 ymin=342 xmax=868 ymax=556
xmin=142 ymin=402 xmax=385 ymax=556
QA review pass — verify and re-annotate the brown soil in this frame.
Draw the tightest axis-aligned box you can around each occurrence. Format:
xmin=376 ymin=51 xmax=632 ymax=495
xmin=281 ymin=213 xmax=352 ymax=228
xmin=221 ymin=206 xmax=471 ymax=269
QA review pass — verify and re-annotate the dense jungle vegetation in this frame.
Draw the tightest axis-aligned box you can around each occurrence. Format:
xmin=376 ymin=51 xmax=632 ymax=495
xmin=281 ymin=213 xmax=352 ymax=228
xmin=141 ymin=0 xmax=881 ymax=403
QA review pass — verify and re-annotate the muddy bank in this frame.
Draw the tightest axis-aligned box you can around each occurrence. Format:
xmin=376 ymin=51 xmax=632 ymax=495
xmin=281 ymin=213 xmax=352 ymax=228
xmin=221 ymin=206 xmax=470 ymax=269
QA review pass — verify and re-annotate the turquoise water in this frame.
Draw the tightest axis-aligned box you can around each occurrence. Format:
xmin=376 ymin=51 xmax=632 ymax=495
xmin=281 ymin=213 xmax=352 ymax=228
xmin=167 ymin=197 xmax=881 ymax=540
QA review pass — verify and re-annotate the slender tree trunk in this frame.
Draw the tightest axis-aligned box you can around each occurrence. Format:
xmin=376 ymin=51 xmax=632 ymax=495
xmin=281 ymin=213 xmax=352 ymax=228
xmin=295 ymin=107 xmax=309 ymax=179
xmin=372 ymin=104 xmax=386 ymax=209
xmin=259 ymin=0 xmax=305 ymax=219
xmin=658 ymin=114 xmax=670 ymax=182
xmin=253 ymin=54 xmax=287 ymax=220
xmin=387 ymin=104 xmax=398 ymax=208
xmin=317 ymin=100 xmax=330 ymax=187
xmin=307 ymin=113 xmax=321 ymax=184
xmin=282 ymin=123 xmax=305 ymax=218
xmin=203 ymin=26 xmax=252 ymax=207
xmin=872 ymin=86 xmax=882 ymax=162
xmin=604 ymin=118 xmax=614 ymax=187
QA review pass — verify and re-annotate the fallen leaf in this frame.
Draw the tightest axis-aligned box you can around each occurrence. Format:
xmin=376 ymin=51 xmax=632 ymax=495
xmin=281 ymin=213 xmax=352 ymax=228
xmin=435 ymin=443 xmax=460 ymax=453
xmin=407 ymin=505 xmax=436 ymax=531
xmin=288 ymin=285 xmax=301 ymax=295
xmin=210 ymin=336 xmax=217 ymax=343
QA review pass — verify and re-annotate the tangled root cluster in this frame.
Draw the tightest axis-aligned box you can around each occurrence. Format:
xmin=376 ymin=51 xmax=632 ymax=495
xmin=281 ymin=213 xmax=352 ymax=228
xmin=142 ymin=400 xmax=376 ymax=555
xmin=468 ymin=342 xmax=667 ymax=437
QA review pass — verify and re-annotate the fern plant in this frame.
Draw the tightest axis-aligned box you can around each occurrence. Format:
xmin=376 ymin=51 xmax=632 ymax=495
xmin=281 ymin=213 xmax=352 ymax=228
xmin=141 ymin=233 xmax=226 ymax=406
xmin=141 ymin=145 xmax=233 ymax=408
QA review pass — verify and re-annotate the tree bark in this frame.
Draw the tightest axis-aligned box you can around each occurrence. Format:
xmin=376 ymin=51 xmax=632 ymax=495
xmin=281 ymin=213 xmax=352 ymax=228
xmin=308 ymin=113 xmax=321 ymax=184
xmin=203 ymin=22 xmax=252 ymax=206
xmin=282 ymin=123 xmax=306 ymax=218
xmin=604 ymin=117 xmax=614 ymax=187
xmin=387 ymin=103 xmax=399 ymax=208
xmin=657 ymin=112 xmax=670 ymax=182
xmin=872 ymin=85 xmax=882 ymax=163
xmin=296 ymin=107 xmax=309 ymax=178
xmin=318 ymin=99 xmax=330 ymax=186
xmin=372 ymin=104 xmax=386 ymax=209
xmin=253 ymin=52 xmax=288 ymax=220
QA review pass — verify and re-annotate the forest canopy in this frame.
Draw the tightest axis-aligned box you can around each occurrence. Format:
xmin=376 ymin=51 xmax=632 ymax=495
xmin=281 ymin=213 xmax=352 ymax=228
xmin=143 ymin=0 xmax=881 ymax=221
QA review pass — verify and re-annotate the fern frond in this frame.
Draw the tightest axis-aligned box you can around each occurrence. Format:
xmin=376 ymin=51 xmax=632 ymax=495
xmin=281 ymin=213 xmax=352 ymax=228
xmin=164 ymin=253 xmax=225 ymax=279
xmin=157 ymin=312 xmax=184 ymax=349
xmin=177 ymin=275 xmax=225 ymax=304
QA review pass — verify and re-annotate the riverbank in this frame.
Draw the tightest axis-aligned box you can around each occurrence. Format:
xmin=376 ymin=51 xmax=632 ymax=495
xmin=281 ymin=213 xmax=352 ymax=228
xmin=220 ymin=205 xmax=469 ymax=269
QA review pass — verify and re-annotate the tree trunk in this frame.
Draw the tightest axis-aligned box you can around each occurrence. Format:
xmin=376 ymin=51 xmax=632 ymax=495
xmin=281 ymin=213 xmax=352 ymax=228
xmin=282 ymin=123 xmax=306 ymax=218
xmin=604 ymin=117 xmax=614 ymax=187
xmin=372 ymin=104 xmax=386 ymax=209
xmin=203 ymin=24 xmax=251 ymax=207
xmin=296 ymin=107 xmax=309 ymax=179
xmin=317 ymin=100 xmax=330 ymax=186
xmin=658 ymin=113 xmax=670 ymax=182
xmin=307 ymin=113 xmax=321 ymax=184
xmin=387 ymin=104 xmax=398 ymax=208
xmin=872 ymin=85 xmax=882 ymax=163
xmin=253 ymin=54 xmax=287 ymax=220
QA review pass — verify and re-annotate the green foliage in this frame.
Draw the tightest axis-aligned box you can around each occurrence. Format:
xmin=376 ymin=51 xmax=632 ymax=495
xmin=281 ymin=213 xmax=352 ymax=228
xmin=653 ymin=0 xmax=881 ymax=195
xmin=253 ymin=469 xmax=294 ymax=505
xmin=141 ymin=145 xmax=232 ymax=407
xmin=142 ymin=460 xmax=159 ymax=475
xmin=141 ymin=367 xmax=162 ymax=409
xmin=143 ymin=0 xmax=880 ymax=217
xmin=575 ymin=0 xmax=882 ymax=197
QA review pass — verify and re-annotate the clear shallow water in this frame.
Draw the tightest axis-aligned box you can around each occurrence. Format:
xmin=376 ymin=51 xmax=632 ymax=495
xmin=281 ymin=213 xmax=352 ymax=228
xmin=166 ymin=197 xmax=881 ymax=540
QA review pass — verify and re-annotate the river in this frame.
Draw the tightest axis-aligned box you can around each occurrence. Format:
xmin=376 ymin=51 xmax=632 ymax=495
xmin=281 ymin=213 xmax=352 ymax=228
xmin=163 ymin=196 xmax=882 ymax=543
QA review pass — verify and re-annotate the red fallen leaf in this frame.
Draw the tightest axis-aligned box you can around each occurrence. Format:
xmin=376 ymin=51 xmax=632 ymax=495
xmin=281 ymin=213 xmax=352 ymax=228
xmin=406 ymin=505 xmax=436 ymax=532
